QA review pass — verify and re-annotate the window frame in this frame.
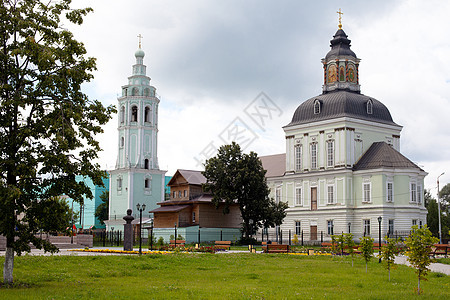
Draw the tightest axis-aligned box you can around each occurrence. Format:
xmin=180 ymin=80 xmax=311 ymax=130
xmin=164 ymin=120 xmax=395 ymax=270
xmin=295 ymin=186 xmax=302 ymax=206
xmin=311 ymin=143 xmax=317 ymax=170
xmin=295 ymin=144 xmax=302 ymax=172
xmin=327 ymin=220 xmax=334 ymax=235
xmin=326 ymin=140 xmax=334 ymax=167
xmin=295 ymin=221 xmax=301 ymax=235
xmin=275 ymin=186 xmax=282 ymax=204
xmin=327 ymin=184 xmax=334 ymax=204
xmin=363 ymin=219 xmax=371 ymax=236
xmin=410 ymin=182 xmax=417 ymax=203
xmin=363 ymin=182 xmax=371 ymax=203
xmin=131 ymin=105 xmax=138 ymax=122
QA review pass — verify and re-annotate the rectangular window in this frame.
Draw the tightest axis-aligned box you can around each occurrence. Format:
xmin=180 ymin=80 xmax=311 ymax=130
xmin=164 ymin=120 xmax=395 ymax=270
xmin=363 ymin=183 xmax=371 ymax=203
xmin=417 ymin=185 xmax=422 ymax=204
xmin=327 ymin=141 xmax=334 ymax=167
xmin=295 ymin=221 xmax=301 ymax=235
xmin=117 ymin=178 xmax=122 ymax=190
xmin=327 ymin=220 xmax=334 ymax=235
xmin=364 ymin=219 xmax=371 ymax=236
xmin=412 ymin=219 xmax=417 ymax=227
xmin=144 ymin=178 xmax=149 ymax=189
xmin=276 ymin=186 xmax=282 ymax=204
xmin=192 ymin=212 xmax=196 ymax=223
xmin=178 ymin=191 xmax=182 ymax=198
xmin=419 ymin=220 xmax=423 ymax=228
xmin=295 ymin=145 xmax=302 ymax=172
xmin=388 ymin=219 xmax=394 ymax=235
xmin=184 ymin=190 xmax=187 ymax=198
xmin=173 ymin=191 xmax=176 ymax=199
xmin=327 ymin=185 xmax=334 ymax=204
xmin=410 ymin=183 xmax=417 ymax=202
xmin=295 ymin=187 xmax=302 ymax=206
xmin=311 ymin=144 xmax=317 ymax=169
xmin=387 ymin=182 xmax=393 ymax=202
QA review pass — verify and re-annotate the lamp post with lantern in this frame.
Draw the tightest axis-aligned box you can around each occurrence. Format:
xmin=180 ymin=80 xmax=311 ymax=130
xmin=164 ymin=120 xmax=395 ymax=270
xmin=136 ymin=203 xmax=146 ymax=255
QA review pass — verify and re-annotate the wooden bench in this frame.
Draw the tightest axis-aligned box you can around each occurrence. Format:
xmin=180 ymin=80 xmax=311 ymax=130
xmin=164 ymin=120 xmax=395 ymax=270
xmin=431 ymin=244 xmax=448 ymax=258
xmin=261 ymin=241 xmax=278 ymax=253
xmin=266 ymin=244 xmax=289 ymax=253
xmin=169 ymin=240 xmax=186 ymax=248
xmin=214 ymin=241 xmax=231 ymax=250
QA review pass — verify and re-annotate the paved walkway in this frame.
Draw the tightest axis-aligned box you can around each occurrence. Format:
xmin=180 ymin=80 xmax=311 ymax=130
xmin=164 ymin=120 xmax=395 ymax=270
xmin=1 ymin=248 xmax=449 ymax=275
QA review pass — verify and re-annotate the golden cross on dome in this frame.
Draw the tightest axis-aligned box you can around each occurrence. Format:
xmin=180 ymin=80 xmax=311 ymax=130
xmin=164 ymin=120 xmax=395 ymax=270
xmin=137 ymin=34 xmax=143 ymax=49
xmin=337 ymin=8 xmax=343 ymax=29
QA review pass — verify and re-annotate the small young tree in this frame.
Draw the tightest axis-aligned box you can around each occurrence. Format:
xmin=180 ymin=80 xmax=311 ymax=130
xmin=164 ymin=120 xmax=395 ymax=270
xmin=380 ymin=237 xmax=401 ymax=281
xmin=359 ymin=236 xmax=374 ymax=273
xmin=292 ymin=234 xmax=299 ymax=245
xmin=344 ymin=233 xmax=356 ymax=267
xmin=404 ymin=225 xmax=439 ymax=295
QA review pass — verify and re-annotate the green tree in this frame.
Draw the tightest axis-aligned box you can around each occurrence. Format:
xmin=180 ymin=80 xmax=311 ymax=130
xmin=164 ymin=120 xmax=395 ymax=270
xmin=95 ymin=190 xmax=109 ymax=225
xmin=0 ymin=0 xmax=114 ymax=284
xmin=344 ymin=233 xmax=356 ymax=267
xmin=404 ymin=225 xmax=439 ymax=295
xmin=359 ymin=236 xmax=374 ymax=273
xmin=439 ymin=183 xmax=450 ymax=240
xmin=203 ymin=142 xmax=288 ymax=239
xmin=380 ymin=237 xmax=401 ymax=281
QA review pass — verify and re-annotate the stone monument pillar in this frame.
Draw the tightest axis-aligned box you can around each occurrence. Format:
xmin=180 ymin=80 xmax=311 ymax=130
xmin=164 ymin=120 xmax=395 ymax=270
xmin=123 ymin=209 xmax=134 ymax=251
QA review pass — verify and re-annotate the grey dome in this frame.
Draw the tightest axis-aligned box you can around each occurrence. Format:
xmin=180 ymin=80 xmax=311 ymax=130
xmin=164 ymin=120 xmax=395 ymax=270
xmin=325 ymin=29 xmax=356 ymax=60
xmin=286 ymin=91 xmax=397 ymax=127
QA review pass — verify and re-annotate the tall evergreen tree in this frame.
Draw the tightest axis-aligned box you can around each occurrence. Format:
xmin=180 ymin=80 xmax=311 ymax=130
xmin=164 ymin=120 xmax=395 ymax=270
xmin=0 ymin=0 xmax=115 ymax=283
xmin=203 ymin=142 xmax=288 ymax=239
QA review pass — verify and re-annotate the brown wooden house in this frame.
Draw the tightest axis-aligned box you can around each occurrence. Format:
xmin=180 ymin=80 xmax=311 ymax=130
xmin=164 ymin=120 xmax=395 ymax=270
xmin=150 ymin=169 xmax=242 ymax=229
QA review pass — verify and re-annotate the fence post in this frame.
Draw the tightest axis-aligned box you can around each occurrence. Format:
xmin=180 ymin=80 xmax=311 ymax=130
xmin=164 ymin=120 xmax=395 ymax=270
xmin=198 ymin=228 xmax=201 ymax=244
xmin=280 ymin=230 xmax=283 ymax=245
xmin=220 ymin=230 xmax=223 ymax=241
xmin=261 ymin=230 xmax=264 ymax=242
xmin=174 ymin=224 xmax=177 ymax=248
xmin=289 ymin=230 xmax=291 ymax=246
xmin=102 ymin=231 xmax=105 ymax=247
xmin=321 ymin=231 xmax=323 ymax=243
xmin=301 ymin=230 xmax=303 ymax=246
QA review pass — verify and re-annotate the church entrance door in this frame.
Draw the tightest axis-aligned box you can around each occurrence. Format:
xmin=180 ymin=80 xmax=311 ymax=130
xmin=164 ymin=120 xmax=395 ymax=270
xmin=311 ymin=187 xmax=317 ymax=210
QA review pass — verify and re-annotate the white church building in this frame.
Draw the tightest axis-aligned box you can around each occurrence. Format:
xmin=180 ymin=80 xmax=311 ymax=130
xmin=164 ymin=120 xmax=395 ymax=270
xmin=105 ymin=44 xmax=166 ymax=229
xmin=261 ymin=25 xmax=427 ymax=242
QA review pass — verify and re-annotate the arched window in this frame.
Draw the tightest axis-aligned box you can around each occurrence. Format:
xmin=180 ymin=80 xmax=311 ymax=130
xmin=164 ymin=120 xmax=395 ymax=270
xmin=144 ymin=178 xmax=150 ymax=189
xmin=120 ymin=106 xmax=125 ymax=124
xmin=367 ymin=99 xmax=373 ymax=115
xmin=144 ymin=88 xmax=150 ymax=97
xmin=144 ymin=106 xmax=151 ymax=123
xmin=314 ymin=100 xmax=321 ymax=114
xmin=120 ymin=137 xmax=124 ymax=148
xmin=123 ymin=89 xmax=128 ymax=96
xmin=132 ymin=87 xmax=139 ymax=96
xmin=144 ymin=159 xmax=149 ymax=169
xmin=131 ymin=106 xmax=138 ymax=122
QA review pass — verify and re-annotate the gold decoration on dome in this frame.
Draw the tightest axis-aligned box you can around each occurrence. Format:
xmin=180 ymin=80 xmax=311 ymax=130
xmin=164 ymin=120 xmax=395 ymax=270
xmin=337 ymin=8 xmax=343 ymax=29
xmin=137 ymin=34 xmax=143 ymax=49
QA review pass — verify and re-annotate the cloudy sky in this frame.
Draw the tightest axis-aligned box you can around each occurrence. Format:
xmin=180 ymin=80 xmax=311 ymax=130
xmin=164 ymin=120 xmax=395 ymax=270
xmin=69 ymin=0 xmax=450 ymax=192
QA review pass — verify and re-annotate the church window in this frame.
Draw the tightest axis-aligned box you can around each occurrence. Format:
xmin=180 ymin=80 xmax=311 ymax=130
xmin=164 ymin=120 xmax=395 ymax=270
xmin=417 ymin=185 xmax=422 ymax=204
xmin=363 ymin=219 xmax=371 ymax=236
xmin=295 ymin=221 xmax=301 ymax=235
xmin=144 ymin=159 xmax=149 ymax=169
xmin=120 ymin=137 xmax=124 ymax=148
xmin=367 ymin=100 xmax=373 ymax=115
xmin=327 ymin=185 xmax=334 ymax=204
xmin=144 ymin=178 xmax=150 ymax=189
xmin=387 ymin=182 xmax=393 ymax=202
xmin=144 ymin=106 xmax=151 ymax=123
xmin=124 ymin=89 xmax=128 ymax=97
xmin=314 ymin=100 xmax=321 ymax=114
xmin=363 ymin=183 xmax=371 ymax=203
xmin=117 ymin=178 xmax=122 ymax=190
xmin=276 ymin=186 xmax=282 ymax=204
xmin=311 ymin=143 xmax=317 ymax=169
xmin=295 ymin=145 xmax=302 ymax=172
xmin=144 ymin=88 xmax=150 ymax=97
xmin=295 ymin=186 xmax=302 ymax=206
xmin=120 ymin=106 xmax=125 ymax=124
xmin=410 ymin=183 xmax=417 ymax=202
xmin=327 ymin=140 xmax=334 ymax=167
xmin=131 ymin=106 xmax=138 ymax=122
xmin=132 ymin=87 xmax=139 ymax=96
xmin=327 ymin=220 xmax=334 ymax=235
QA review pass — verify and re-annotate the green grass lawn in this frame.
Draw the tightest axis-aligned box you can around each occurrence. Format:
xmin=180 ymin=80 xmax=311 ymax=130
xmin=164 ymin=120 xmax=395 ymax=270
xmin=0 ymin=253 xmax=449 ymax=299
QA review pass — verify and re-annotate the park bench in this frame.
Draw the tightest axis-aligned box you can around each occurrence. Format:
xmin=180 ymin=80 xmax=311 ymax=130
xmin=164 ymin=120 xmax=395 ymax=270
xmin=321 ymin=242 xmax=334 ymax=251
xmin=266 ymin=244 xmax=289 ymax=253
xmin=372 ymin=243 xmax=386 ymax=251
xmin=214 ymin=241 xmax=232 ymax=250
xmin=430 ymin=244 xmax=448 ymax=258
xmin=261 ymin=241 xmax=278 ymax=253
xmin=169 ymin=240 xmax=186 ymax=248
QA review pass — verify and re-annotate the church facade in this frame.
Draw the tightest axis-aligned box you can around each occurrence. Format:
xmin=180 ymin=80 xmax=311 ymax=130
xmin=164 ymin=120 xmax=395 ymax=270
xmin=261 ymin=26 xmax=427 ymax=242
xmin=106 ymin=45 xmax=166 ymax=229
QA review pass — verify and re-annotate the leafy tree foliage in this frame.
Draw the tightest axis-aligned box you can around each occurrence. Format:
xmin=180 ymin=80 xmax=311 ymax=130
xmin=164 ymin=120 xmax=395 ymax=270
xmin=438 ymin=183 xmax=450 ymax=240
xmin=405 ymin=225 xmax=439 ymax=295
xmin=203 ymin=142 xmax=288 ymax=238
xmin=359 ymin=236 xmax=374 ymax=273
xmin=344 ymin=233 xmax=356 ymax=267
xmin=0 ymin=0 xmax=115 ymax=284
xmin=380 ymin=237 xmax=402 ymax=281
xmin=94 ymin=190 xmax=109 ymax=225
xmin=426 ymin=188 xmax=450 ymax=240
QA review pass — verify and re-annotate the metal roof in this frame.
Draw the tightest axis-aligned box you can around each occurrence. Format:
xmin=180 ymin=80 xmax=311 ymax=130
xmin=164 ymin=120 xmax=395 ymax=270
xmin=167 ymin=169 xmax=206 ymax=186
xmin=260 ymin=154 xmax=286 ymax=178
xmin=353 ymin=142 xmax=423 ymax=171
xmin=286 ymin=90 xmax=398 ymax=127
xmin=325 ymin=29 xmax=357 ymax=60
xmin=149 ymin=205 xmax=190 ymax=213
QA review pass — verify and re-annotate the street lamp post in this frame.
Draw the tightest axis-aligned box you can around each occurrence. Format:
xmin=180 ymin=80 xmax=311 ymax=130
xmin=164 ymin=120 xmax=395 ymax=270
xmin=150 ymin=219 xmax=154 ymax=251
xmin=378 ymin=216 xmax=382 ymax=263
xmin=136 ymin=203 xmax=146 ymax=255
xmin=437 ymin=172 xmax=445 ymax=244
xmin=348 ymin=222 xmax=351 ymax=234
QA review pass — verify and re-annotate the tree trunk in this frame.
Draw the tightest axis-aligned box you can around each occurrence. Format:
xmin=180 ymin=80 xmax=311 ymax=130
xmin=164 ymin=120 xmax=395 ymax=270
xmin=388 ymin=268 xmax=391 ymax=281
xmin=366 ymin=262 xmax=367 ymax=273
xmin=3 ymin=247 xmax=14 ymax=284
xmin=417 ymin=277 xmax=420 ymax=295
